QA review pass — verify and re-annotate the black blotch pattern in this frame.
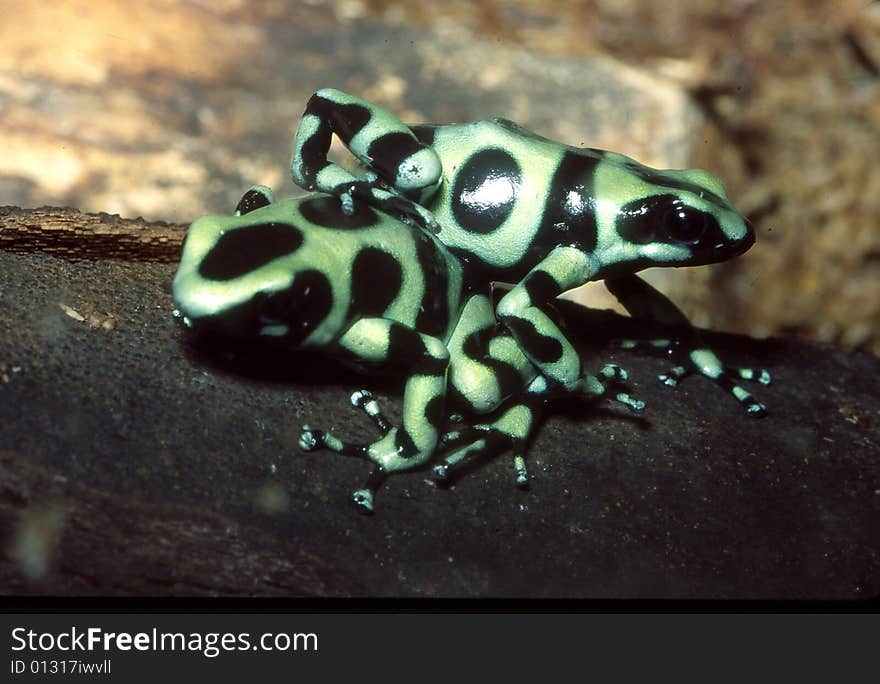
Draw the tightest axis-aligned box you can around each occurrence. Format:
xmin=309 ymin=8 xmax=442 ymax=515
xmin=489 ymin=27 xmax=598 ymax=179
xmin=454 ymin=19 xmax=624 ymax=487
xmin=537 ymin=151 xmax=600 ymax=252
xmin=255 ymin=270 xmax=333 ymax=345
xmin=423 ymin=395 xmax=445 ymax=431
xmin=451 ymin=148 xmax=521 ymax=234
xmin=615 ymin=194 xmax=673 ymax=244
xmin=462 ymin=327 xmax=493 ymax=361
xmin=616 ymin=194 xmax=725 ymax=257
xmin=387 ymin=324 xmax=446 ymax=376
xmin=368 ymin=132 xmax=424 ymax=183
xmin=523 ymin=270 xmax=561 ymax=305
xmin=621 ymin=160 xmax=727 ymax=208
xmin=198 ymin=223 xmax=303 ymax=281
xmin=409 ymin=124 xmax=437 ymax=147
xmin=451 ymin=150 xmax=602 ymax=286
xmin=502 ymin=316 xmax=564 ymax=364
xmin=491 ymin=117 xmax=552 ymax=142
xmin=202 ymin=269 xmax=333 ymax=343
xmin=460 ymin=327 xmax=527 ymax=407
xmin=348 ymin=248 xmax=403 ymax=319
xmin=386 ymin=324 xmax=426 ymax=369
xmin=493 ymin=359 xmax=526 ymax=400
xmin=298 ymin=94 xmax=372 ymax=185
xmin=299 ymin=196 xmax=379 ymax=229
xmin=394 ymin=429 xmax=419 ymax=459
xmin=413 ymin=231 xmax=451 ymax=337
xmin=235 ymin=188 xmax=272 ymax=215
xmin=324 ymin=100 xmax=372 ymax=139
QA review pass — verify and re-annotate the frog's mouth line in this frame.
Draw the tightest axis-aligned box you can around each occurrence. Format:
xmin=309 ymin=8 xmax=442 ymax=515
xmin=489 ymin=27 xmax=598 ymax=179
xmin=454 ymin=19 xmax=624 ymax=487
xmin=727 ymin=220 xmax=756 ymax=258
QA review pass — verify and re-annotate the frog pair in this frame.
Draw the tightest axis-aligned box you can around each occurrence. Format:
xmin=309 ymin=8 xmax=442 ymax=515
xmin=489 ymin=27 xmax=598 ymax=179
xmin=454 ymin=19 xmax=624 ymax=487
xmin=174 ymin=184 xmax=642 ymax=512
xmin=173 ymin=90 xmax=770 ymax=511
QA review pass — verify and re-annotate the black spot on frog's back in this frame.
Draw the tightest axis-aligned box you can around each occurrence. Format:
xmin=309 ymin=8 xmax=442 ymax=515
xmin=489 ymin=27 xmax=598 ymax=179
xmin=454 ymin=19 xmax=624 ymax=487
xmin=536 ymin=151 xmax=600 ymax=252
xmin=348 ymin=247 xmax=403 ymax=318
xmin=299 ymin=196 xmax=379 ymax=229
xmin=198 ymin=223 xmax=303 ymax=281
xmin=409 ymin=124 xmax=437 ymax=147
xmin=451 ymin=148 xmax=521 ymax=234
xmin=413 ymin=230 xmax=452 ymax=337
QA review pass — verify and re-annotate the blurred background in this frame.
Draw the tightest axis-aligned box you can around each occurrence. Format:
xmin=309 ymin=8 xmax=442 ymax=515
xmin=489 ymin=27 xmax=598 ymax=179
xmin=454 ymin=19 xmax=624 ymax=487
xmin=1 ymin=0 xmax=877 ymax=353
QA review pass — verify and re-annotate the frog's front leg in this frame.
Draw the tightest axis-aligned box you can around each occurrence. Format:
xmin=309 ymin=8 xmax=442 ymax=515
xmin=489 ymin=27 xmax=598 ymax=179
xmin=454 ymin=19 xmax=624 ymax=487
xmin=605 ymin=274 xmax=770 ymax=417
xmin=291 ymin=89 xmax=441 ymax=230
xmin=298 ymin=317 xmax=450 ymax=512
xmin=495 ymin=244 xmax=595 ymax=392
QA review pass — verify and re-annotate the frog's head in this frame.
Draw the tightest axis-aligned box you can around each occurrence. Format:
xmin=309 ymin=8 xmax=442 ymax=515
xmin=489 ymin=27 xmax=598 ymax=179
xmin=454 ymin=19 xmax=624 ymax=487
xmin=172 ymin=206 xmax=336 ymax=346
xmin=595 ymin=157 xmax=754 ymax=273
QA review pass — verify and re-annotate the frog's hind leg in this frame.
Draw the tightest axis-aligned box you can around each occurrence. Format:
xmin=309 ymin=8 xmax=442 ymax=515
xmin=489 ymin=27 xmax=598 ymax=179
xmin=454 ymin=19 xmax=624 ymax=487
xmin=432 ymin=399 xmax=542 ymax=488
xmin=291 ymin=89 xmax=441 ymax=230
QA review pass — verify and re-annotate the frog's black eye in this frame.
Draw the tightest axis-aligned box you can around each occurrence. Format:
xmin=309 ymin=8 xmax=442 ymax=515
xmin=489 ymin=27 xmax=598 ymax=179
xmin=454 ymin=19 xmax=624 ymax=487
xmin=235 ymin=187 xmax=273 ymax=215
xmin=661 ymin=204 xmax=708 ymax=244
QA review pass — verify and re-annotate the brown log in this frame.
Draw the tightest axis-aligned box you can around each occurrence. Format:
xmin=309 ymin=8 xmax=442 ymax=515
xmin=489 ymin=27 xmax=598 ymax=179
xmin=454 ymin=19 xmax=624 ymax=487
xmin=0 ymin=206 xmax=186 ymax=262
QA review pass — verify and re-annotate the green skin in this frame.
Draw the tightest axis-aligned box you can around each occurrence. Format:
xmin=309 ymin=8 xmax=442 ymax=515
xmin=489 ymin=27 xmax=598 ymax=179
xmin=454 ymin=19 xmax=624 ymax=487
xmin=291 ymin=89 xmax=771 ymax=416
xmin=173 ymin=186 xmax=639 ymax=512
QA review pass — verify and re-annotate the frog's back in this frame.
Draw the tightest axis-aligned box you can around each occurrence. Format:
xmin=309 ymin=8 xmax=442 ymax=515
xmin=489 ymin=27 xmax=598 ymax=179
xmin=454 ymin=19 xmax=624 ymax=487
xmin=408 ymin=119 xmax=604 ymax=283
xmin=173 ymin=195 xmax=464 ymax=346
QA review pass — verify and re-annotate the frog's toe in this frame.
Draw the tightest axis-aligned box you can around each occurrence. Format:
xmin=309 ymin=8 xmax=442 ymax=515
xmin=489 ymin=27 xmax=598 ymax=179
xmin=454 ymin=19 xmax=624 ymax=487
xmin=513 ymin=454 xmax=529 ymax=488
xmin=720 ymin=365 xmax=771 ymax=416
xmin=733 ymin=366 xmax=772 ymax=386
xmin=298 ymin=425 xmax=320 ymax=451
xmin=657 ymin=365 xmax=689 ymax=388
xmin=432 ymin=463 xmax=451 ymax=485
xmin=352 ymin=489 xmax=375 ymax=514
xmin=746 ymin=401 xmax=768 ymax=418
xmin=383 ymin=196 xmax=438 ymax=232
xmin=615 ymin=392 xmax=646 ymax=413
xmin=599 ymin=363 xmax=628 ymax=382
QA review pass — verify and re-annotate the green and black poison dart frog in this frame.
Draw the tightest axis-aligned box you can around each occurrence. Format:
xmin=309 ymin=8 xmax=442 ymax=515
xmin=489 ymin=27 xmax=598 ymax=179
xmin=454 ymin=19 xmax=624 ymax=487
xmin=173 ymin=186 xmax=642 ymax=512
xmin=291 ymin=89 xmax=771 ymax=416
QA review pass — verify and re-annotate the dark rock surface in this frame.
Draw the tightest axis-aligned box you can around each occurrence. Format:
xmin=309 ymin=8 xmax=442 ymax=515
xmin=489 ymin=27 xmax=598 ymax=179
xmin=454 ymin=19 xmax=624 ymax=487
xmin=1 ymin=247 xmax=878 ymax=598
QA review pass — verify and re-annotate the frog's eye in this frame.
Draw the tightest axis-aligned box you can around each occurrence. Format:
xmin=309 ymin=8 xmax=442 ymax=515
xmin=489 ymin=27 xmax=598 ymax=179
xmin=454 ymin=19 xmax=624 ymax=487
xmin=661 ymin=204 xmax=709 ymax=245
xmin=235 ymin=186 xmax=274 ymax=215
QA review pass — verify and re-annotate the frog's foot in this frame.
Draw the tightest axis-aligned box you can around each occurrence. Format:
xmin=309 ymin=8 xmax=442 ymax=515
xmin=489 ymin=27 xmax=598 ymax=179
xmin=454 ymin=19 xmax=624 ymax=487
xmin=299 ymin=389 xmax=400 ymax=513
xmin=297 ymin=389 xmax=392 ymax=454
xmin=595 ymin=363 xmax=646 ymax=413
xmin=433 ymin=401 xmax=538 ymax=488
xmin=525 ymin=363 xmax=645 ymax=413
xmin=298 ymin=424 xmax=367 ymax=457
xmin=616 ymin=338 xmax=770 ymax=417
xmin=350 ymin=466 xmax=388 ymax=515
xmin=297 ymin=424 xmax=386 ymax=515
xmin=336 ymin=180 xmax=439 ymax=233
xmin=432 ymin=427 xmax=529 ymax=488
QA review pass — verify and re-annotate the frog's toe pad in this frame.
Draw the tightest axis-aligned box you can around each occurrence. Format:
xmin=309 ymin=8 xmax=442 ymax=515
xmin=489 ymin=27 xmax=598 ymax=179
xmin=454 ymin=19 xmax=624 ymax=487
xmin=659 ymin=374 xmax=679 ymax=387
xmin=599 ymin=363 xmax=628 ymax=382
xmin=737 ymin=367 xmax=772 ymax=386
xmin=352 ymin=489 xmax=375 ymax=514
xmin=298 ymin=425 xmax=320 ymax=451
xmin=432 ymin=463 xmax=451 ymax=485
xmin=744 ymin=399 xmax=768 ymax=418
xmin=513 ymin=455 xmax=529 ymax=488
xmin=616 ymin=393 xmax=646 ymax=413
